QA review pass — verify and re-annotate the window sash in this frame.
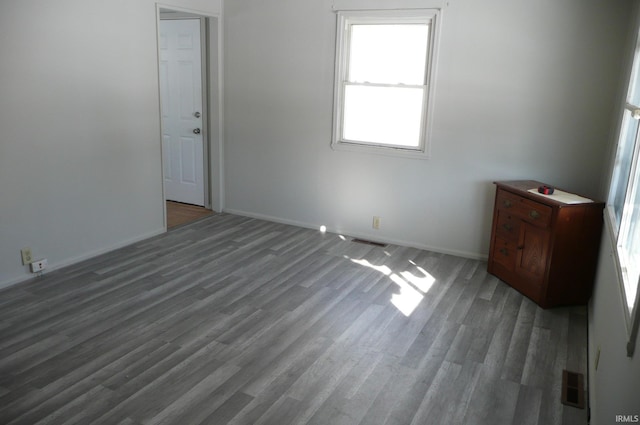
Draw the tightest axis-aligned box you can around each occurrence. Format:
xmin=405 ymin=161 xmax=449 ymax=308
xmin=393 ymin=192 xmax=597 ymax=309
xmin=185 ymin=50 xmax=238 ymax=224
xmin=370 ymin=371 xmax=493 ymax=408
xmin=609 ymin=108 xmax=639 ymax=229
xmin=347 ymin=23 xmax=430 ymax=86
xmin=341 ymin=83 xmax=427 ymax=149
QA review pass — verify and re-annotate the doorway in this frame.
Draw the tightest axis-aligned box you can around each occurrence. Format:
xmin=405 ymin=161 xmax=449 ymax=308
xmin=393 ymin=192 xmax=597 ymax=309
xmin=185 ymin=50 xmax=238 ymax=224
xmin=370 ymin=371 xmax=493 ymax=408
xmin=157 ymin=7 xmax=223 ymax=228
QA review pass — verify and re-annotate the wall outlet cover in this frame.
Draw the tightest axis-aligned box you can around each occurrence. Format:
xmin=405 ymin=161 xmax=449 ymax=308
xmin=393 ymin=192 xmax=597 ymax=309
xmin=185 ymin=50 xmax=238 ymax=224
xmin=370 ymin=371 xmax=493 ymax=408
xmin=31 ymin=259 xmax=47 ymax=273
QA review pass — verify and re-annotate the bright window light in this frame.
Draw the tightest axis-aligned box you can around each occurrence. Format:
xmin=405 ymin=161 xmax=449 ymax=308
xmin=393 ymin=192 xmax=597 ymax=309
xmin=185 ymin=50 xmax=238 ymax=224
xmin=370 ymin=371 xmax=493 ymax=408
xmin=348 ymin=24 xmax=429 ymax=85
xmin=343 ymin=85 xmax=424 ymax=147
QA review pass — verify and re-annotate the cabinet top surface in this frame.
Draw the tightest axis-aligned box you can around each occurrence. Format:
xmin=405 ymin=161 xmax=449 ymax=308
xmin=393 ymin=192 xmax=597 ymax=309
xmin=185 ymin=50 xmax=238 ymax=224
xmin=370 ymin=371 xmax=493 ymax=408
xmin=494 ymin=180 xmax=604 ymax=207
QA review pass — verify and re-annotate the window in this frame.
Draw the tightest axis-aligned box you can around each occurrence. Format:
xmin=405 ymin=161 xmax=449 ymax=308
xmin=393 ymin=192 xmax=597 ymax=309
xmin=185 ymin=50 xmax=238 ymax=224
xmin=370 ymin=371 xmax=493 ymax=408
xmin=332 ymin=10 xmax=439 ymax=157
xmin=607 ymin=23 xmax=640 ymax=356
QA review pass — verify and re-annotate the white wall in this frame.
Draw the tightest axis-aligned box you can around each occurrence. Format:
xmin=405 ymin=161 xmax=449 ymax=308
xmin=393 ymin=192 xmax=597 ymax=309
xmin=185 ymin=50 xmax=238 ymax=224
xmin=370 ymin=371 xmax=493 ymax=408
xmin=588 ymin=223 xmax=640 ymax=424
xmin=0 ymin=0 xmax=221 ymax=286
xmin=223 ymin=0 xmax=630 ymax=258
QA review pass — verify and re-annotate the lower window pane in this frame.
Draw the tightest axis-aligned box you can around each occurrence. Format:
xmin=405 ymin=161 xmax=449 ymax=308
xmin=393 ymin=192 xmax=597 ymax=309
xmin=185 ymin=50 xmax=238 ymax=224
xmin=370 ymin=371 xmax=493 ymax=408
xmin=343 ymin=85 xmax=424 ymax=148
xmin=620 ymin=177 xmax=640 ymax=309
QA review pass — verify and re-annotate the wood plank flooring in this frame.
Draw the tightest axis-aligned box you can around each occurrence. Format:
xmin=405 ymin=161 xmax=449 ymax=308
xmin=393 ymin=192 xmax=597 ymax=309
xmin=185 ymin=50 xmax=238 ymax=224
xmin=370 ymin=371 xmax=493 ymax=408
xmin=0 ymin=214 xmax=588 ymax=425
xmin=166 ymin=201 xmax=214 ymax=228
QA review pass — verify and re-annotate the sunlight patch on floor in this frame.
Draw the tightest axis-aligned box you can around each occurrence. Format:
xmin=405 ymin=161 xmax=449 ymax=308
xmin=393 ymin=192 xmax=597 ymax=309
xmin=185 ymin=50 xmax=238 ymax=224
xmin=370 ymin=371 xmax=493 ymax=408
xmin=401 ymin=266 xmax=435 ymax=293
xmin=348 ymin=257 xmax=436 ymax=316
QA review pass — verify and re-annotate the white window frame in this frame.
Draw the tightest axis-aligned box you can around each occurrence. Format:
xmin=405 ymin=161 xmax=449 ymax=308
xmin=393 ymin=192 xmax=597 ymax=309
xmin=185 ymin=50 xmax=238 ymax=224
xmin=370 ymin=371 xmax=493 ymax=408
xmin=331 ymin=9 xmax=440 ymax=159
xmin=606 ymin=18 xmax=640 ymax=358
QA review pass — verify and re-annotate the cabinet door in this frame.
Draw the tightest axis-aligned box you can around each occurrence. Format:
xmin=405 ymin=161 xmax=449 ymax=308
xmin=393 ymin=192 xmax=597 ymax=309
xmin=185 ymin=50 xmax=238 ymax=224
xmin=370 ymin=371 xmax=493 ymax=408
xmin=516 ymin=222 xmax=550 ymax=283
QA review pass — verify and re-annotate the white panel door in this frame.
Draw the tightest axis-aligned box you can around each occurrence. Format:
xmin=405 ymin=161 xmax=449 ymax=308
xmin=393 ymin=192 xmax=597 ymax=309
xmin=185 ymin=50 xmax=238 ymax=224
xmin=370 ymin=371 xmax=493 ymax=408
xmin=159 ymin=19 xmax=205 ymax=206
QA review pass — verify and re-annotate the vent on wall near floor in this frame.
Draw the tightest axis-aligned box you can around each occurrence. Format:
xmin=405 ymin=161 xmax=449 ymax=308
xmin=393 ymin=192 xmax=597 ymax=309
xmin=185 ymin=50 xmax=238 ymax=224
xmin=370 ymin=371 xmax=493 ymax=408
xmin=561 ymin=370 xmax=585 ymax=409
xmin=352 ymin=238 xmax=388 ymax=248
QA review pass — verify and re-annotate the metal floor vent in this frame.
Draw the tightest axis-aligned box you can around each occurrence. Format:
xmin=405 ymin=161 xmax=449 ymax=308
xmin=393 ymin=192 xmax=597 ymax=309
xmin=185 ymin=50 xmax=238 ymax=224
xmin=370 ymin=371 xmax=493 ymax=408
xmin=351 ymin=238 xmax=388 ymax=248
xmin=561 ymin=370 xmax=585 ymax=409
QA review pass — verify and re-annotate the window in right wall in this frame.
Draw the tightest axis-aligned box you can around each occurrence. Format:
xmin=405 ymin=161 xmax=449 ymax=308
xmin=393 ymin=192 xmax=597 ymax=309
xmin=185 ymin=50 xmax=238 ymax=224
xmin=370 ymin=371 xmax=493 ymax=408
xmin=607 ymin=20 xmax=640 ymax=357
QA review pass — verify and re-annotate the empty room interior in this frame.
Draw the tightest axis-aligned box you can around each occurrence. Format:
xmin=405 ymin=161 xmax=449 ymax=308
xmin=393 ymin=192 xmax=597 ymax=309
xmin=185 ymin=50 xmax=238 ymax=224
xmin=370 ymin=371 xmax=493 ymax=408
xmin=1 ymin=0 xmax=640 ymax=424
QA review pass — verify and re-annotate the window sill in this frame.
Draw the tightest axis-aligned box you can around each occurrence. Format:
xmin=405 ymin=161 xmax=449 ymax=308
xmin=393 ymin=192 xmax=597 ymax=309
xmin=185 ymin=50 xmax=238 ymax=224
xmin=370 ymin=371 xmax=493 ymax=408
xmin=331 ymin=141 xmax=431 ymax=160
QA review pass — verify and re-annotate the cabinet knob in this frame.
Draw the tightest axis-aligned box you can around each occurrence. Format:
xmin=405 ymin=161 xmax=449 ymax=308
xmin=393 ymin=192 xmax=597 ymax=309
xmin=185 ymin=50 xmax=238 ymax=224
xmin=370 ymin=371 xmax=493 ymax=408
xmin=502 ymin=223 xmax=513 ymax=232
xmin=499 ymin=248 xmax=508 ymax=256
xmin=503 ymin=200 xmax=513 ymax=208
xmin=529 ymin=210 xmax=540 ymax=219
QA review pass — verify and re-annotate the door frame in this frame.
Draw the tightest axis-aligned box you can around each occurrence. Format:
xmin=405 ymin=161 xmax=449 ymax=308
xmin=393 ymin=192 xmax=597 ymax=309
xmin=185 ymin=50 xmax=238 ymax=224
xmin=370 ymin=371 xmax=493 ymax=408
xmin=155 ymin=4 xmax=225 ymax=227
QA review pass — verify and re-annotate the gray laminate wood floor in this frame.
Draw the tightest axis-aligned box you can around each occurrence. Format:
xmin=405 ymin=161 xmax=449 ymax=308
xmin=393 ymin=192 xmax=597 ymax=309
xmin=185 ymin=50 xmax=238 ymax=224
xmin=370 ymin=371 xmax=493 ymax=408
xmin=0 ymin=214 xmax=588 ymax=425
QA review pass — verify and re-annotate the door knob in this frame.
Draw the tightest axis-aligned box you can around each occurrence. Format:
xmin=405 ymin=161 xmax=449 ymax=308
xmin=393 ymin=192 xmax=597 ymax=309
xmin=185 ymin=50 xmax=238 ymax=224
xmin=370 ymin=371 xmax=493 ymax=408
xmin=194 ymin=112 xmax=201 ymax=118
xmin=193 ymin=128 xmax=201 ymax=134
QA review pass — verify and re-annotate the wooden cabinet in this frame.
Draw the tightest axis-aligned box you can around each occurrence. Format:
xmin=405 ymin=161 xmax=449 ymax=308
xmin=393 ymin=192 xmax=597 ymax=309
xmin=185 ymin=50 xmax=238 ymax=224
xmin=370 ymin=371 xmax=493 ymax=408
xmin=487 ymin=180 xmax=604 ymax=308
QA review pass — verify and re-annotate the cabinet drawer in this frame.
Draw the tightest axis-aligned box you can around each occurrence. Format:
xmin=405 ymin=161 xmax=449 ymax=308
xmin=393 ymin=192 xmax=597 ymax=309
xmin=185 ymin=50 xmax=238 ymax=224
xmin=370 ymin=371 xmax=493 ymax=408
xmin=495 ymin=210 xmax=520 ymax=241
xmin=492 ymin=236 xmax=517 ymax=271
xmin=496 ymin=189 xmax=521 ymax=211
xmin=496 ymin=189 xmax=552 ymax=227
xmin=518 ymin=198 xmax=552 ymax=227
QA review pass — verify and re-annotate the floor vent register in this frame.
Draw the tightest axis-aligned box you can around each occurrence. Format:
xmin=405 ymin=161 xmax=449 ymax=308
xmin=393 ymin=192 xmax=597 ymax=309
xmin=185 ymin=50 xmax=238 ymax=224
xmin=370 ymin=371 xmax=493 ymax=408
xmin=561 ymin=370 xmax=585 ymax=409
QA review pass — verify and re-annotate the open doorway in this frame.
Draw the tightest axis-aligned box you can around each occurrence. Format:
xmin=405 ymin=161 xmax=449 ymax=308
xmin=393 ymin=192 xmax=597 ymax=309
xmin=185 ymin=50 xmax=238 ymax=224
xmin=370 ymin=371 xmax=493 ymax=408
xmin=157 ymin=6 xmax=223 ymax=228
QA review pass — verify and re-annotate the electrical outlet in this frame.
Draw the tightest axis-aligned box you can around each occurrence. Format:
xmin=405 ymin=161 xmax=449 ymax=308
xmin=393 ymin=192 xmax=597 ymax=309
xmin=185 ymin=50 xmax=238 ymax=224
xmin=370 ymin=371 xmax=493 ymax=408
xmin=30 ymin=259 xmax=47 ymax=273
xmin=372 ymin=216 xmax=380 ymax=229
xmin=21 ymin=248 xmax=32 ymax=265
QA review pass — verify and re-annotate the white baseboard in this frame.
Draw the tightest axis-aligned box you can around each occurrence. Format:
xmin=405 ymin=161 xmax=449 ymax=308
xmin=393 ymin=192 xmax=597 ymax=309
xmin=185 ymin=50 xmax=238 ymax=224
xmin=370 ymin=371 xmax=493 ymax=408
xmin=1 ymin=209 xmax=489 ymax=291
xmin=223 ymin=208 xmax=488 ymax=261
xmin=0 ymin=227 xmax=166 ymax=290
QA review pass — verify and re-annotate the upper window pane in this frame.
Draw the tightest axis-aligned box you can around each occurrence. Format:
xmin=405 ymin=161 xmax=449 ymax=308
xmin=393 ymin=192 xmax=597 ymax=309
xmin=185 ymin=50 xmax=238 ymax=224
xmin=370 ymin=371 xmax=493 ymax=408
xmin=628 ymin=42 xmax=640 ymax=106
xmin=348 ymin=24 xmax=430 ymax=85
xmin=609 ymin=110 xmax=639 ymax=229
